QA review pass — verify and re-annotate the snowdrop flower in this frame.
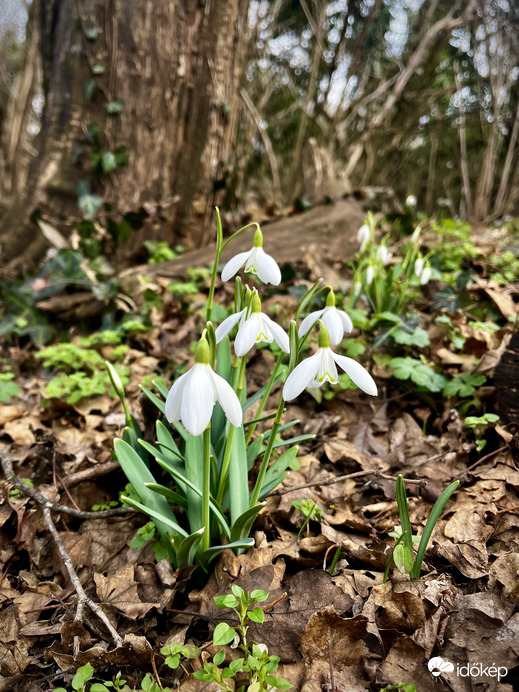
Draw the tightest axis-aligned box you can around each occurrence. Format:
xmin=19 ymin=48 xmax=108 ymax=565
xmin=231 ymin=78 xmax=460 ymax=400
xmin=298 ymin=289 xmax=353 ymax=345
xmin=405 ymin=194 xmax=417 ymax=208
xmin=376 ymin=244 xmax=392 ymax=265
xmin=353 ymin=279 xmax=362 ymax=299
xmin=216 ymin=293 xmax=289 ymax=356
xmin=283 ymin=325 xmax=377 ymax=400
xmin=357 ymin=224 xmax=370 ymax=252
xmin=221 ymin=227 xmax=281 ymax=285
xmin=414 ymin=256 xmax=425 ymax=278
xmin=410 ymin=226 xmax=421 ymax=244
xmin=165 ymin=337 xmax=242 ymax=436
xmin=366 ymin=262 xmax=375 ymax=286
xmin=420 ymin=262 xmax=432 ymax=285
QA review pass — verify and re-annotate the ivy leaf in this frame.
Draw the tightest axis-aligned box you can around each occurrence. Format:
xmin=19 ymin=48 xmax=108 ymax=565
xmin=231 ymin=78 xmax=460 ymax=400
xmin=106 ymin=99 xmax=123 ymax=114
xmin=78 ymin=193 xmax=103 ymax=219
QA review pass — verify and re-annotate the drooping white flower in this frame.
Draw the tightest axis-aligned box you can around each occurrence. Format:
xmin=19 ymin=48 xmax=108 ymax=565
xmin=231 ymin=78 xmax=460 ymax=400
xmin=165 ymin=337 xmax=242 ymax=436
xmin=366 ymin=262 xmax=375 ymax=285
xmin=405 ymin=194 xmax=417 ymax=208
xmin=357 ymin=224 xmax=370 ymax=252
xmin=352 ymin=280 xmax=362 ymax=299
xmin=376 ymin=244 xmax=392 ymax=265
xmin=221 ymin=227 xmax=281 ymax=285
xmin=414 ymin=257 xmax=425 ymax=278
xmin=298 ymin=289 xmax=353 ymax=345
xmin=283 ymin=326 xmax=377 ymax=400
xmin=216 ymin=294 xmax=289 ymax=356
xmin=410 ymin=226 xmax=421 ymax=244
xmin=420 ymin=262 xmax=432 ymax=285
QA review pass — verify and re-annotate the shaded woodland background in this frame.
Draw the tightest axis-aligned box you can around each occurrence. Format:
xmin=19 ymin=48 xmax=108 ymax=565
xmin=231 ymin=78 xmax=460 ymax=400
xmin=0 ymin=0 xmax=518 ymax=276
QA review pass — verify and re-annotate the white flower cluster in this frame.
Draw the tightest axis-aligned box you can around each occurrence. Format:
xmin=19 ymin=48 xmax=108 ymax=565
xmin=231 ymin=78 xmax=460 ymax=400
xmin=165 ymin=230 xmax=377 ymax=436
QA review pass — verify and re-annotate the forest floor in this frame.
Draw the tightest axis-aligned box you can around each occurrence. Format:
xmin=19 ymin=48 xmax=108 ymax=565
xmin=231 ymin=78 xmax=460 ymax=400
xmin=0 ymin=204 xmax=518 ymax=692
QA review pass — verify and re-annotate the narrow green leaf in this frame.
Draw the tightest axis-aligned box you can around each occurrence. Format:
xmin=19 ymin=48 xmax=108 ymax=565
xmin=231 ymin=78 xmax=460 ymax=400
xmin=395 ymin=475 xmax=413 ymax=552
xmin=185 ymin=434 xmax=204 ymax=532
xmin=145 ymin=483 xmax=187 ymax=509
xmin=176 ymin=528 xmax=204 ymax=566
xmin=120 ymin=495 xmax=187 ymax=539
xmin=411 ymin=480 xmax=459 ymax=578
xmin=114 ymin=439 xmax=180 ymax=557
xmin=228 ymin=425 xmax=249 ymax=527
xmin=199 ymin=537 xmax=254 ymax=565
xmin=139 ymin=384 xmax=165 ymax=415
xmin=230 ymin=502 xmax=266 ymax=543
xmin=140 ymin=445 xmax=230 ymax=539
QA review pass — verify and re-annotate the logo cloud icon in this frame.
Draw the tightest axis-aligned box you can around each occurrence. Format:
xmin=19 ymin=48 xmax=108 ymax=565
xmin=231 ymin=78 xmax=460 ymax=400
xmin=428 ymin=656 xmax=455 ymax=677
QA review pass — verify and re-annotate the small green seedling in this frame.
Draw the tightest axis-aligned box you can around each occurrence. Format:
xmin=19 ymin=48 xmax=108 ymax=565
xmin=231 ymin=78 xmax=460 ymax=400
xmin=291 ymin=499 xmax=323 ymax=538
xmin=384 ymin=475 xmax=459 ymax=581
xmin=162 ymin=586 xmax=291 ymax=691
xmin=464 ymin=413 xmax=500 ymax=451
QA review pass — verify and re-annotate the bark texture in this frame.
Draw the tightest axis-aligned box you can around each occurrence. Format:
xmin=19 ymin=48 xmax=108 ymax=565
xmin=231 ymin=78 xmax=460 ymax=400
xmin=0 ymin=0 xmax=248 ymax=276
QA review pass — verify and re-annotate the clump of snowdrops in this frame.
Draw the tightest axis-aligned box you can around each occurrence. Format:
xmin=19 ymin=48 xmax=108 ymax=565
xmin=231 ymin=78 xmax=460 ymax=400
xmin=352 ymin=212 xmax=434 ymax=316
xmin=107 ymin=209 xmax=377 ymax=569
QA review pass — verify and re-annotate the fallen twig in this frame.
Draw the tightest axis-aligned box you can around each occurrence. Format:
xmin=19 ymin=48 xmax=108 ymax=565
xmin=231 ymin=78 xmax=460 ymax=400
xmin=0 ymin=451 xmax=133 ymax=519
xmin=268 ymin=468 xmax=427 ymax=497
xmin=1 ymin=448 xmax=123 ymax=647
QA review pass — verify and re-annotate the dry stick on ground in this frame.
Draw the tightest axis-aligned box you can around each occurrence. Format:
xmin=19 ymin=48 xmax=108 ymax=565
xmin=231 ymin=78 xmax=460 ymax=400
xmin=1 ymin=449 xmax=124 ymax=647
xmin=268 ymin=468 xmax=428 ymax=497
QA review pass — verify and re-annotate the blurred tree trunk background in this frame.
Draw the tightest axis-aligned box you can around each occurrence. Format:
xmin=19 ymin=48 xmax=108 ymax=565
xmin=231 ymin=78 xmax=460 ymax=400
xmin=0 ymin=0 xmax=518 ymax=277
xmin=0 ymin=0 xmax=248 ymax=275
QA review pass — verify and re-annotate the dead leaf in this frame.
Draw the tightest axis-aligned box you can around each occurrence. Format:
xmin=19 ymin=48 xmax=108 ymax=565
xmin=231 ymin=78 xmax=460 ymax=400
xmin=94 ymin=565 xmax=161 ymax=619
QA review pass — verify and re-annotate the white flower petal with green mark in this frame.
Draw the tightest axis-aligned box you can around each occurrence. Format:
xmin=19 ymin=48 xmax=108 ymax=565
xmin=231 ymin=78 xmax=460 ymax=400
xmin=283 ymin=350 xmax=322 ymax=400
xmin=221 ymin=246 xmax=281 ymax=285
xmin=283 ymin=347 xmax=377 ymax=401
xmin=234 ymin=312 xmax=289 ymax=356
xmin=298 ymin=306 xmax=353 ymax=345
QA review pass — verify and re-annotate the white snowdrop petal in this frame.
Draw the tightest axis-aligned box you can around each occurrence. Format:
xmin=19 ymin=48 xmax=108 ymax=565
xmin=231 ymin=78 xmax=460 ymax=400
xmin=283 ymin=351 xmax=322 ymax=400
xmin=322 ymin=308 xmax=344 ymax=345
xmin=332 ymin=354 xmax=378 ymax=396
xmin=254 ymin=247 xmax=282 ymax=285
xmin=221 ymin=251 xmax=251 ymax=282
xmin=235 ymin=315 xmax=262 ymax=356
xmin=215 ymin=309 xmax=246 ymax=343
xmin=211 ymin=371 xmax=243 ymax=427
xmin=317 ymin=348 xmax=338 ymax=384
xmin=180 ymin=364 xmax=215 ymax=435
xmin=165 ymin=371 xmax=190 ymax=423
xmin=264 ymin=316 xmax=290 ymax=352
xmin=298 ymin=309 xmax=324 ymax=338
xmin=338 ymin=309 xmax=353 ymax=333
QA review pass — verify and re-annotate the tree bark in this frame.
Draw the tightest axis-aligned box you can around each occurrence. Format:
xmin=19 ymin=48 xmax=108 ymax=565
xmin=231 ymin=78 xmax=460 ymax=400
xmin=0 ymin=0 xmax=248 ymax=277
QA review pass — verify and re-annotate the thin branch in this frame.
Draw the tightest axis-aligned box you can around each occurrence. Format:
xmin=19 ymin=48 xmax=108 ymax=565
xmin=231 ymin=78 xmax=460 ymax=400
xmin=1 ymin=449 xmax=123 ymax=646
xmin=268 ymin=468 xmax=428 ymax=497
xmin=1 ymin=452 xmax=133 ymax=519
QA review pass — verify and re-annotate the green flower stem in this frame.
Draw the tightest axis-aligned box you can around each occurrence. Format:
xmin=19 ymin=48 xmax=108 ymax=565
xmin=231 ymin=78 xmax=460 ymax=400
xmin=206 ymin=209 xmax=224 ymax=324
xmin=216 ymin=356 xmax=247 ymax=506
xmin=249 ymin=397 xmax=285 ymax=508
xmin=245 ymin=351 xmax=284 ymax=445
xmin=202 ymin=426 xmax=212 ymax=553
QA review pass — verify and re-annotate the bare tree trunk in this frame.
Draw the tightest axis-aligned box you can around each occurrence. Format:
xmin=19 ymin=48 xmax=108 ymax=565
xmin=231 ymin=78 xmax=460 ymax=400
xmin=0 ymin=0 xmax=248 ymax=276
xmin=0 ymin=2 xmax=41 ymax=205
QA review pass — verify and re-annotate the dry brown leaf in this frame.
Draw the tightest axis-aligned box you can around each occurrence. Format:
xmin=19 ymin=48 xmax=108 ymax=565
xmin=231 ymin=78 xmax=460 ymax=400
xmin=94 ymin=564 xmax=161 ymax=619
xmin=488 ymin=552 xmax=519 ymax=600
xmin=0 ymin=405 xmax=23 ymax=426
xmin=437 ymin=539 xmax=489 ymax=578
